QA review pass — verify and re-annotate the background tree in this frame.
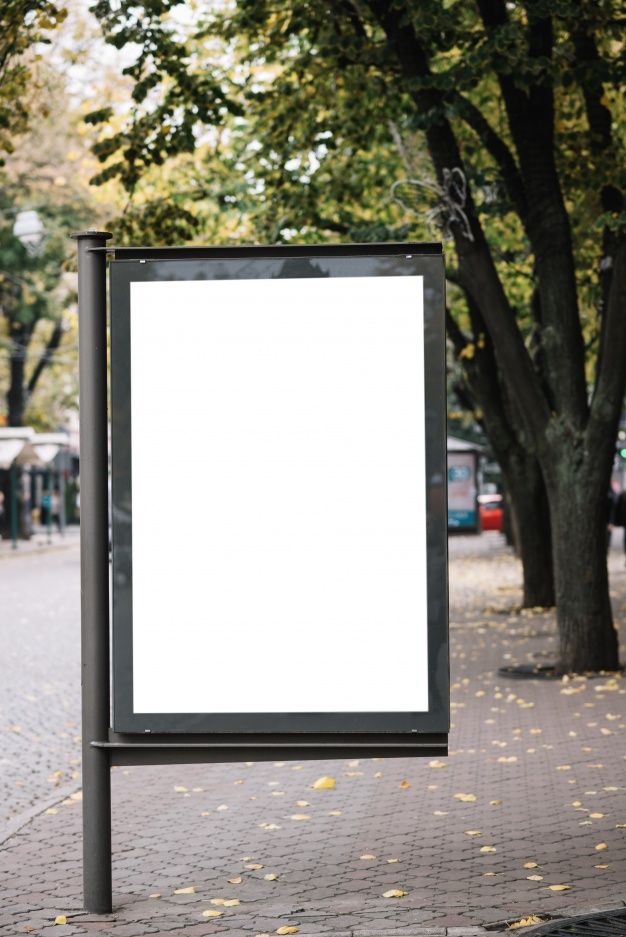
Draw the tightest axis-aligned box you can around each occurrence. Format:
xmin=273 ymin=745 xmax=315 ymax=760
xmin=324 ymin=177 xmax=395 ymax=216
xmin=91 ymin=0 xmax=625 ymax=671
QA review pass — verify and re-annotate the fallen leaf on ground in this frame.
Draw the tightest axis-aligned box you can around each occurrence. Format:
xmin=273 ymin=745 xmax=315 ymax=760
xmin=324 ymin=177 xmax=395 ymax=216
xmin=290 ymin=813 xmax=310 ymax=821
xmin=54 ymin=917 xmax=67 ymax=926
xmin=464 ymin=830 xmax=481 ymax=836
xmin=547 ymin=884 xmax=571 ymax=892
xmin=264 ymin=873 xmax=279 ymax=881
xmin=245 ymin=863 xmax=263 ymax=870
xmin=223 ymin=899 xmax=240 ymax=907
xmin=508 ymin=916 xmax=544 ymax=929
xmin=595 ymin=843 xmax=608 ymax=850
xmin=523 ymin=862 xmax=538 ymax=869
xmin=360 ymin=854 xmax=376 ymax=860
xmin=149 ymin=893 xmax=161 ymax=899
xmin=174 ymin=886 xmax=195 ymax=894
xmin=429 ymin=760 xmax=446 ymax=768
xmin=202 ymin=910 xmax=223 ymax=918
xmin=276 ymin=927 xmax=299 ymax=935
xmin=399 ymin=779 xmax=411 ymax=788
xmin=383 ymin=889 xmax=408 ymax=898
xmin=296 ymin=800 xmax=310 ymax=807
xmin=480 ymin=846 xmax=496 ymax=853
xmin=454 ymin=793 xmax=477 ymax=802
xmin=312 ymin=776 xmax=336 ymax=790
xmin=228 ymin=876 xmax=242 ymax=884
xmin=527 ymin=875 xmax=543 ymax=881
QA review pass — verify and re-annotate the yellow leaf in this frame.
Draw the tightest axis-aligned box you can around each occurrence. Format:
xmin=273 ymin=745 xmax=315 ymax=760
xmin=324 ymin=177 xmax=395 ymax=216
xmin=509 ymin=916 xmax=544 ymax=929
xmin=480 ymin=846 xmax=496 ymax=853
xmin=264 ymin=873 xmax=279 ymax=881
xmin=383 ymin=889 xmax=408 ymax=898
xmin=245 ymin=863 xmax=264 ymax=870
xmin=464 ymin=830 xmax=481 ymax=836
xmin=210 ymin=898 xmax=226 ymax=905
xmin=174 ymin=886 xmax=195 ymax=894
xmin=276 ymin=927 xmax=300 ymax=935
xmin=54 ymin=917 xmax=67 ymax=926
xmin=428 ymin=760 xmax=446 ymax=768
xmin=547 ymin=884 xmax=571 ymax=892
xmin=399 ymin=779 xmax=411 ymax=788
xmin=312 ymin=776 xmax=336 ymax=790
xmin=223 ymin=899 xmax=240 ymax=907
xmin=328 ymin=810 xmax=342 ymax=816
xmin=149 ymin=893 xmax=161 ymax=899
xmin=595 ymin=864 xmax=609 ymax=869
xmin=454 ymin=793 xmax=477 ymax=802
xmin=296 ymin=800 xmax=310 ymax=807
xmin=174 ymin=785 xmax=188 ymax=792
xmin=595 ymin=843 xmax=608 ymax=851
xmin=228 ymin=876 xmax=242 ymax=884
xmin=459 ymin=343 xmax=476 ymax=360
xmin=202 ymin=910 xmax=223 ymax=918
xmin=360 ymin=854 xmax=377 ymax=860
xmin=527 ymin=875 xmax=543 ymax=881
xmin=590 ymin=813 xmax=604 ymax=819
xmin=387 ymin=858 xmax=400 ymax=863
xmin=523 ymin=862 xmax=538 ymax=869
xmin=290 ymin=814 xmax=310 ymax=821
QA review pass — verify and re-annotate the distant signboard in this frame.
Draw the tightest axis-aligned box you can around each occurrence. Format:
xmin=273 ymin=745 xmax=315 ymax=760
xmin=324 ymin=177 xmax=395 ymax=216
xmin=109 ymin=243 xmax=449 ymax=742
xmin=447 ymin=449 xmax=478 ymax=531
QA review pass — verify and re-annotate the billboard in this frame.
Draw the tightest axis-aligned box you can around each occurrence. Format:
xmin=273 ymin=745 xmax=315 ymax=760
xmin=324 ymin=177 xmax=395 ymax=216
xmin=448 ymin=450 xmax=479 ymax=531
xmin=109 ymin=245 xmax=448 ymax=738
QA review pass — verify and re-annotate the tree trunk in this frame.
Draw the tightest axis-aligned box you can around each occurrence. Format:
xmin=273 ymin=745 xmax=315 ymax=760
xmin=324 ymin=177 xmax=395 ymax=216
xmin=504 ymin=456 xmax=554 ymax=608
xmin=550 ymin=481 xmax=619 ymax=673
xmin=7 ymin=321 xmax=30 ymax=428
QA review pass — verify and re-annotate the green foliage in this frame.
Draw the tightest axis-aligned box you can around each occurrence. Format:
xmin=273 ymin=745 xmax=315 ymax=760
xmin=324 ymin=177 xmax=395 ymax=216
xmin=0 ymin=1 xmax=67 ymax=163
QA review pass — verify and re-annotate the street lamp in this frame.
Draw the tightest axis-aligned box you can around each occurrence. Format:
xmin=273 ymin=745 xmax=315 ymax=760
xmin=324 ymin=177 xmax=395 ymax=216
xmin=13 ymin=209 xmax=45 ymax=255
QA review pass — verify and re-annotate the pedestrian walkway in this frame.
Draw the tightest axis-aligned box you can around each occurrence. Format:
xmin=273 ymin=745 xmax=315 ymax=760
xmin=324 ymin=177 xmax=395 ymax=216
xmin=1 ymin=534 xmax=625 ymax=936
xmin=0 ymin=524 xmax=80 ymax=560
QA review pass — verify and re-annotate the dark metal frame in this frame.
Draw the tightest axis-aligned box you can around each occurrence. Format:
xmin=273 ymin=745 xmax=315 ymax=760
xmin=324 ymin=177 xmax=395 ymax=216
xmin=76 ymin=236 xmax=448 ymax=914
xmin=110 ymin=246 xmax=449 ymax=736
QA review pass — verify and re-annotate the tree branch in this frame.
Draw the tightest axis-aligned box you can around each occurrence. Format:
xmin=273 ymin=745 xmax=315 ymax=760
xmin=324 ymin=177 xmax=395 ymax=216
xmin=26 ymin=319 xmax=63 ymax=399
xmin=589 ymin=239 xmax=626 ymax=452
xmin=448 ymin=92 xmax=527 ymax=223
xmin=364 ymin=0 xmax=551 ymax=441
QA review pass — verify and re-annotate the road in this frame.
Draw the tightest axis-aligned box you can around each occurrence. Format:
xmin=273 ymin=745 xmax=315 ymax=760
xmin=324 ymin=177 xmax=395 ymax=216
xmin=0 ymin=545 xmax=81 ymax=839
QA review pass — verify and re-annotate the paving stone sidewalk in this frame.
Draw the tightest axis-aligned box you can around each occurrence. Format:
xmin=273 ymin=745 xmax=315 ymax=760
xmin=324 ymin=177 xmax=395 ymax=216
xmin=1 ymin=534 xmax=626 ymax=936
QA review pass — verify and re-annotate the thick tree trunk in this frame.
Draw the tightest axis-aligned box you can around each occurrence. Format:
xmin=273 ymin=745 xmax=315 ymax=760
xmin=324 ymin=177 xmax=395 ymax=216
xmin=506 ymin=461 xmax=554 ymax=607
xmin=550 ymin=483 xmax=619 ymax=673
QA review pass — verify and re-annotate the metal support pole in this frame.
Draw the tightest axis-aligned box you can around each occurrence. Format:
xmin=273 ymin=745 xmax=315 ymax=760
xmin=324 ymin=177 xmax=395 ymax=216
xmin=73 ymin=230 xmax=113 ymax=914
xmin=59 ymin=457 xmax=66 ymax=536
xmin=45 ymin=469 xmax=52 ymax=544
xmin=10 ymin=461 xmax=18 ymax=550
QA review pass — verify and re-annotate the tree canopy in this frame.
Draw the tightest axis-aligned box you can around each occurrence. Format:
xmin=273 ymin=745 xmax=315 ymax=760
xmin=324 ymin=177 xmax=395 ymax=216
xmin=89 ymin=0 xmax=626 ymax=671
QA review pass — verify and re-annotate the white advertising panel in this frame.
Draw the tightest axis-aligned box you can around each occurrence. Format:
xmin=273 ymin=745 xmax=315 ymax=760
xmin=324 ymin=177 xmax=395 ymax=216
xmin=128 ymin=275 xmax=429 ymax=715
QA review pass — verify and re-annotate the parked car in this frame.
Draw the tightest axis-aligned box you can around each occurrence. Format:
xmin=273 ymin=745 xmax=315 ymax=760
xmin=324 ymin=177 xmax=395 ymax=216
xmin=478 ymin=493 xmax=504 ymax=532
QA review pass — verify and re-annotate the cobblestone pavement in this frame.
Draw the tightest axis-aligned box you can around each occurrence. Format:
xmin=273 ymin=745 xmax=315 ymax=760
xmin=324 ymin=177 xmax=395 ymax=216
xmin=0 ymin=545 xmax=81 ymax=839
xmin=1 ymin=534 xmax=626 ymax=936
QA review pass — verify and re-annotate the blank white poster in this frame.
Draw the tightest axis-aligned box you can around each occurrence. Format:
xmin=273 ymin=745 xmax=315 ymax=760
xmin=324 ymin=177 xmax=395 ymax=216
xmin=130 ymin=275 xmax=428 ymax=713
